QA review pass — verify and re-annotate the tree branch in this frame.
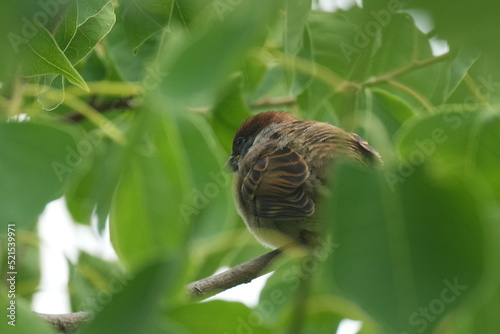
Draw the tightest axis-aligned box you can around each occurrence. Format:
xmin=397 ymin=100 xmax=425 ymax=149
xmin=251 ymin=96 xmax=296 ymax=108
xmin=37 ymin=249 xmax=282 ymax=333
xmin=36 ymin=311 xmax=89 ymax=334
xmin=187 ymin=249 xmax=282 ymax=299
xmin=364 ymin=53 xmax=450 ymax=87
xmin=62 ymin=96 xmax=135 ymax=123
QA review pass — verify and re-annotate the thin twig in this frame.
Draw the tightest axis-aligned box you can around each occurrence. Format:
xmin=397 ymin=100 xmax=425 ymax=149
xmin=365 ymin=53 xmax=450 ymax=86
xmin=190 ymin=96 xmax=298 ymax=115
xmin=463 ymin=74 xmax=493 ymax=111
xmin=63 ymin=96 xmax=135 ymax=123
xmin=187 ymin=249 xmax=282 ymax=299
xmin=387 ymin=80 xmax=435 ymax=113
xmin=252 ymin=96 xmax=296 ymax=108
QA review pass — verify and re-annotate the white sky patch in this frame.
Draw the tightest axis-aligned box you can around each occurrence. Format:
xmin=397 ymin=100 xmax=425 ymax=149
xmin=336 ymin=319 xmax=362 ymax=334
xmin=429 ymin=37 xmax=449 ymax=56
xmin=403 ymin=9 xmax=449 ymax=56
xmin=32 ymin=199 xmax=74 ymax=313
xmin=404 ymin=9 xmax=434 ymax=34
xmin=204 ymin=267 xmax=273 ymax=307
xmin=32 ymin=198 xmax=118 ymax=313
xmin=314 ymin=0 xmax=358 ymax=12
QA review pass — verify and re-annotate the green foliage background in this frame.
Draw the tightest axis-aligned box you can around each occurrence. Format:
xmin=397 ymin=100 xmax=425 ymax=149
xmin=0 ymin=0 xmax=499 ymax=333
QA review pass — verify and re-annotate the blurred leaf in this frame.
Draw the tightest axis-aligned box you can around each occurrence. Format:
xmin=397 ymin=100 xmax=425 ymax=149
xmin=119 ymin=0 xmax=173 ymax=52
xmin=64 ymin=1 xmax=116 ymax=65
xmin=0 ymin=122 xmax=77 ymax=226
xmin=176 ymin=112 xmax=234 ymax=240
xmin=105 ymin=15 xmax=164 ymax=82
xmin=241 ymin=58 xmax=267 ymax=100
xmin=65 ymin=138 xmax=120 ymax=226
xmin=162 ymin=0 xmax=281 ymax=106
xmin=404 ymin=0 xmax=500 ymax=60
xmin=365 ymin=89 xmax=415 ymax=137
xmin=80 ymin=258 xmax=182 ymax=334
xmin=20 ymin=25 xmax=88 ymax=90
xmin=54 ymin=2 xmax=78 ymax=50
xmin=370 ymin=13 xmax=433 ymax=76
xmin=69 ymin=252 xmax=129 ymax=312
xmin=209 ymin=76 xmax=252 ymax=152
xmin=0 ymin=297 xmax=56 ymax=334
xmin=167 ymin=300 xmax=272 ymax=334
xmin=325 ymin=164 xmax=484 ymax=334
xmin=283 ymin=0 xmax=311 ymax=56
xmin=110 ymin=102 xmax=191 ymax=269
xmin=77 ymin=0 xmax=110 ymax=25
xmin=394 ymin=110 xmax=500 ymax=333
xmin=15 ymin=234 xmax=41 ymax=301
xmin=0 ymin=2 xmax=21 ymax=83
xmin=395 ymin=110 xmax=500 ymax=202
xmin=36 ymin=74 xmax=65 ymax=111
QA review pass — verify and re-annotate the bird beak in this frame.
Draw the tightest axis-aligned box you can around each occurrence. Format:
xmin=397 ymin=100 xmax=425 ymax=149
xmin=226 ymin=155 xmax=239 ymax=172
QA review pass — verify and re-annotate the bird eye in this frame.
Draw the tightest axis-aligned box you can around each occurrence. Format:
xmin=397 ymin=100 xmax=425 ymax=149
xmin=234 ymin=137 xmax=245 ymax=147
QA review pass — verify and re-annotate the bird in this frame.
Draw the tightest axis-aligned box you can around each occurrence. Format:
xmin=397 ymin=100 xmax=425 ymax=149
xmin=227 ymin=111 xmax=382 ymax=249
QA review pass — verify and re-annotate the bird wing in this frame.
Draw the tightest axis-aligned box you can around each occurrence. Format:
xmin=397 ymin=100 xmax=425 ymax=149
xmin=240 ymin=146 xmax=314 ymax=220
xmin=347 ymin=132 xmax=383 ymax=166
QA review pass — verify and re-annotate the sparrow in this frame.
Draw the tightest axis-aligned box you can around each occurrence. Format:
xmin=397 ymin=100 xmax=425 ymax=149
xmin=227 ymin=111 xmax=382 ymax=249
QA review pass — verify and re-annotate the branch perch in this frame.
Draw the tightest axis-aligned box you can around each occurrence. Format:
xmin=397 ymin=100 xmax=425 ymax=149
xmin=187 ymin=249 xmax=282 ymax=299
xmin=37 ymin=250 xmax=282 ymax=333
xmin=36 ymin=312 xmax=89 ymax=333
xmin=63 ymin=95 xmax=135 ymax=123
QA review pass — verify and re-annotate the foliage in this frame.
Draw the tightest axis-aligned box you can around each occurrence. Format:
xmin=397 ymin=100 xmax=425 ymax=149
xmin=0 ymin=0 xmax=499 ymax=333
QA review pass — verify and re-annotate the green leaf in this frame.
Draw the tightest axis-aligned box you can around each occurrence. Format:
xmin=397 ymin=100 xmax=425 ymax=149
xmin=0 ymin=297 xmax=56 ymax=334
xmin=395 ymin=110 xmax=500 ymax=202
xmin=0 ymin=122 xmax=77 ymax=226
xmin=65 ymin=137 xmax=117 ymax=226
xmin=209 ymin=76 xmax=252 ymax=153
xmin=104 ymin=15 xmax=164 ymax=82
xmin=68 ymin=252 xmax=129 ymax=311
xmin=365 ymin=89 xmax=415 ymax=137
xmin=370 ymin=13 xmax=433 ymax=76
xmin=176 ymin=112 xmax=234 ymax=240
xmin=283 ymin=0 xmax=311 ymax=55
xmin=54 ymin=2 xmax=78 ymax=50
xmin=305 ymin=8 xmax=368 ymax=79
xmin=406 ymin=0 xmax=500 ymax=60
xmin=35 ymin=74 xmax=65 ymax=111
xmin=21 ymin=24 xmax=88 ymax=90
xmin=369 ymin=15 xmax=477 ymax=108
xmin=162 ymin=0 xmax=281 ymax=106
xmin=77 ymin=0 xmax=110 ymax=25
xmin=110 ymin=102 xmax=191 ymax=269
xmin=80 ymin=258 xmax=183 ymax=334
xmin=325 ymin=164 xmax=484 ymax=334
xmin=64 ymin=1 xmax=116 ymax=65
xmin=119 ymin=0 xmax=173 ymax=52
xmin=167 ymin=301 xmax=272 ymax=334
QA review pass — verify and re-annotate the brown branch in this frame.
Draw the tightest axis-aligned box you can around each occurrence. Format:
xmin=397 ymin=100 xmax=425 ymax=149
xmin=365 ymin=53 xmax=450 ymax=87
xmin=188 ymin=249 xmax=282 ymax=299
xmin=190 ymin=96 xmax=298 ymax=115
xmin=36 ymin=311 xmax=89 ymax=334
xmin=38 ymin=249 xmax=282 ymax=332
xmin=62 ymin=96 xmax=136 ymax=123
xmin=251 ymin=96 xmax=296 ymax=108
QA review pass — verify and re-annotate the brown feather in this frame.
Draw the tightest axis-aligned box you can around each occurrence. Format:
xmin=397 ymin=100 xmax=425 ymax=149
xmin=241 ymin=146 xmax=313 ymax=220
xmin=230 ymin=111 xmax=382 ymax=248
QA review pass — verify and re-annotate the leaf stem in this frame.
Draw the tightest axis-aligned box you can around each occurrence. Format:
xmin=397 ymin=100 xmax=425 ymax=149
xmin=365 ymin=53 xmax=450 ymax=86
xmin=387 ymin=80 xmax=435 ymax=113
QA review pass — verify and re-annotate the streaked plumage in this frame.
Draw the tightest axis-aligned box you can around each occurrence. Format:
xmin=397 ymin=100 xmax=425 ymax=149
xmin=228 ymin=111 xmax=381 ymax=248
